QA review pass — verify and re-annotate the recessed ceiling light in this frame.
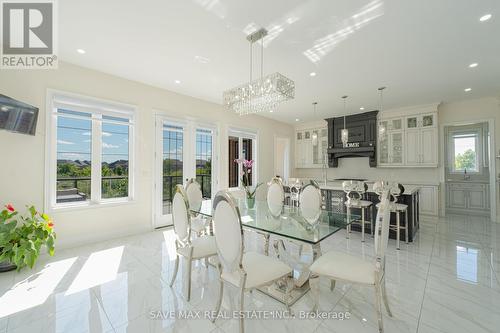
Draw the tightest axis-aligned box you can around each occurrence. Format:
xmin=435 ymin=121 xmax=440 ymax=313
xmin=360 ymin=107 xmax=365 ymax=110
xmin=479 ymin=14 xmax=492 ymax=22
xmin=269 ymin=110 xmax=274 ymax=113
xmin=469 ymin=63 xmax=478 ymax=68
xmin=295 ymin=118 xmax=299 ymax=122
xmin=194 ymin=55 xmax=210 ymax=64
xmin=464 ymin=88 xmax=472 ymax=92
xmin=175 ymin=80 xmax=181 ymax=84
xmin=76 ymin=49 xmax=86 ymax=54
xmin=309 ymin=72 xmax=316 ymax=77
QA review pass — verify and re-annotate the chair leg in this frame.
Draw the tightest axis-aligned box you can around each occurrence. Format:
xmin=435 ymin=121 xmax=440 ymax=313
xmin=374 ymin=283 xmax=384 ymax=333
xmin=405 ymin=209 xmax=409 ymax=244
xmin=371 ymin=205 xmax=374 ymax=237
xmin=361 ymin=208 xmax=366 ymax=242
xmin=204 ymin=257 xmax=209 ymax=268
xmin=169 ymin=254 xmax=179 ymax=287
xmin=381 ymin=278 xmax=392 ymax=317
xmin=346 ymin=208 xmax=351 ymax=239
xmin=211 ymin=278 xmax=224 ymax=323
xmin=396 ymin=212 xmax=401 ymax=250
xmin=239 ymin=285 xmax=245 ymax=333
xmin=310 ymin=275 xmax=320 ymax=312
xmin=264 ymin=233 xmax=270 ymax=256
xmin=186 ymin=257 xmax=192 ymax=301
xmin=330 ymin=279 xmax=336 ymax=291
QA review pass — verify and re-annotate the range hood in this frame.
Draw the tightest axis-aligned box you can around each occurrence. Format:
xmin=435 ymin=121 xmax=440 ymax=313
xmin=325 ymin=110 xmax=378 ymax=167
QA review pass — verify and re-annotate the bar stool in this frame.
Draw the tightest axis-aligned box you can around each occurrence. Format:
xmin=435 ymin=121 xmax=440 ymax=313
xmin=343 ymin=181 xmax=374 ymax=242
xmin=289 ymin=179 xmax=302 ymax=208
xmin=374 ymin=181 xmax=409 ymax=250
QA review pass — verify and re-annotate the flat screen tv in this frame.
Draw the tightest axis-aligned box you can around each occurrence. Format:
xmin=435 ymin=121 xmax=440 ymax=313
xmin=0 ymin=94 xmax=39 ymax=136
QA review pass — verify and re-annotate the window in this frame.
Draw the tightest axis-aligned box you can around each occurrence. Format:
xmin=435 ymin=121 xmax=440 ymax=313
xmin=47 ymin=92 xmax=135 ymax=209
xmin=452 ymin=133 xmax=479 ymax=172
xmin=228 ymin=129 xmax=257 ymax=188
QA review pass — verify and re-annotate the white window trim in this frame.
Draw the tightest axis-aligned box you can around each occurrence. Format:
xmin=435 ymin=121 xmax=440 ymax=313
xmin=448 ymin=129 xmax=482 ymax=174
xmin=228 ymin=127 xmax=258 ymax=189
xmin=45 ymin=89 xmax=136 ymax=212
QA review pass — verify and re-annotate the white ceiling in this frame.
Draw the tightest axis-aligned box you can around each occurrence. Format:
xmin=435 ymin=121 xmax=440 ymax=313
xmin=59 ymin=0 xmax=500 ymax=124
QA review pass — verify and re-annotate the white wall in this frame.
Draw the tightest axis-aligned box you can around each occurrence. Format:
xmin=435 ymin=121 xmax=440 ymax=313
xmin=293 ymin=97 xmax=500 ymax=218
xmin=0 ymin=62 xmax=294 ymax=248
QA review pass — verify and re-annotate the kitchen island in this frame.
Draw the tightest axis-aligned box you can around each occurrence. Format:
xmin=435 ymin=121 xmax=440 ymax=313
xmin=287 ymin=180 xmax=420 ymax=242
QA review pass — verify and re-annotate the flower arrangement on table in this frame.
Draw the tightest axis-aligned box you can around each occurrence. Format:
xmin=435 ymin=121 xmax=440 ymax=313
xmin=234 ymin=159 xmax=262 ymax=200
xmin=0 ymin=204 xmax=56 ymax=271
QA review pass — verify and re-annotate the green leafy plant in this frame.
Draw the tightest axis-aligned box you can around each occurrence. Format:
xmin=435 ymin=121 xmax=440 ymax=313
xmin=0 ymin=204 xmax=56 ymax=270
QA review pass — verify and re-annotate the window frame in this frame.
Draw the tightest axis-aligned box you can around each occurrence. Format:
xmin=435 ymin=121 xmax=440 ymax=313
xmin=45 ymin=90 xmax=136 ymax=212
xmin=228 ymin=127 xmax=258 ymax=189
xmin=448 ymin=129 xmax=482 ymax=174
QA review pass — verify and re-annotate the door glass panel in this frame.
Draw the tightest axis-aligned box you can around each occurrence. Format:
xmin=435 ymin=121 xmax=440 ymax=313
xmin=195 ymin=128 xmax=213 ymax=199
xmin=407 ymin=117 xmax=417 ymax=128
xmin=391 ymin=132 xmax=403 ymax=164
xmin=228 ymin=136 xmax=239 ymax=187
xmin=242 ymin=138 xmax=253 ymax=186
xmin=162 ymin=124 xmax=183 ymax=215
xmin=392 ymin=119 xmax=402 ymax=130
xmin=379 ymin=132 xmax=389 ymax=163
xmin=422 ymin=115 xmax=434 ymax=127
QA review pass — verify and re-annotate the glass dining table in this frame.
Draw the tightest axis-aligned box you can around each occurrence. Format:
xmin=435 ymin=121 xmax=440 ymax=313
xmin=191 ymin=199 xmax=358 ymax=305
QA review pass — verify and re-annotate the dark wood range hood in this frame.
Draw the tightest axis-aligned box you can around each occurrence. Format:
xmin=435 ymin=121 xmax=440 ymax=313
xmin=325 ymin=110 xmax=378 ymax=167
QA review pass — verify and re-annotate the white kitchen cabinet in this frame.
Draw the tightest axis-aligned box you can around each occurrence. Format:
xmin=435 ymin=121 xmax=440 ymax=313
xmin=378 ymin=119 xmax=404 ymax=166
xmin=295 ymin=127 xmax=327 ymax=168
xmin=378 ymin=110 xmax=438 ymax=168
xmin=404 ymin=127 xmax=438 ymax=167
xmin=419 ymin=185 xmax=439 ymax=216
xmin=446 ymin=182 xmax=489 ymax=214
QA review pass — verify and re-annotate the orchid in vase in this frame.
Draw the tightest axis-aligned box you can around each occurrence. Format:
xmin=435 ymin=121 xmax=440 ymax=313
xmin=234 ymin=159 xmax=262 ymax=201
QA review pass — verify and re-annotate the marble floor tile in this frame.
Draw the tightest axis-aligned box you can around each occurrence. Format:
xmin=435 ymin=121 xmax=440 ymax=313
xmin=1 ymin=214 xmax=500 ymax=332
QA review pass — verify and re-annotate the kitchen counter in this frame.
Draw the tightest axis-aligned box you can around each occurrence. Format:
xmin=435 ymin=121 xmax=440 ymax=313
xmin=293 ymin=179 xmax=420 ymax=195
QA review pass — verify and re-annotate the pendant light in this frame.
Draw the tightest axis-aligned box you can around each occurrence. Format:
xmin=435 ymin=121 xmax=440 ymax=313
xmin=341 ymin=95 xmax=349 ymax=146
xmin=311 ymin=102 xmax=319 ymax=146
xmin=378 ymin=87 xmax=386 ymax=138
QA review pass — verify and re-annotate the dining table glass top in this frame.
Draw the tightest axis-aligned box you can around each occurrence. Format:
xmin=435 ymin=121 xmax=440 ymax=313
xmin=191 ymin=199 xmax=358 ymax=245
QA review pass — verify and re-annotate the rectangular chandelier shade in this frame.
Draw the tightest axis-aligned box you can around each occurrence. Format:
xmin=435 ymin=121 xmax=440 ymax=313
xmin=223 ymin=72 xmax=295 ymax=115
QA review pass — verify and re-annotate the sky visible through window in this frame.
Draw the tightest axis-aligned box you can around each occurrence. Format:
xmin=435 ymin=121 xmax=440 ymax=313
xmin=57 ymin=117 xmax=129 ymax=163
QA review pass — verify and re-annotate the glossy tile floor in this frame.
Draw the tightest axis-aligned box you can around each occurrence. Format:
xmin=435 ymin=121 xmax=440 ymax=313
xmin=1 ymin=214 xmax=500 ymax=333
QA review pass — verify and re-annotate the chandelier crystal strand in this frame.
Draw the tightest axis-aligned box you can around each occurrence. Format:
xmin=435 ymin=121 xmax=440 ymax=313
xmin=223 ymin=28 xmax=295 ymax=115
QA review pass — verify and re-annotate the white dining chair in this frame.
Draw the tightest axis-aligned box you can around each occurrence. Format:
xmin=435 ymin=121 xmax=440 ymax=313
xmin=169 ymin=185 xmax=217 ymax=301
xmin=299 ymin=181 xmax=322 ymax=225
xmin=309 ymin=184 xmax=393 ymax=333
xmin=343 ymin=180 xmax=374 ymax=242
xmin=374 ymin=182 xmax=409 ymax=250
xmin=267 ymin=177 xmax=285 ymax=217
xmin=185 ymin=178 xmax=209 ymax=236
xmin=211 ymin=190 xmax=293 ymax=333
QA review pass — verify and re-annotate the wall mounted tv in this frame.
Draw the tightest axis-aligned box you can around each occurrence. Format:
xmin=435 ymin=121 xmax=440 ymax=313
xmin=0 ymin=94 xmax=39 ymax=136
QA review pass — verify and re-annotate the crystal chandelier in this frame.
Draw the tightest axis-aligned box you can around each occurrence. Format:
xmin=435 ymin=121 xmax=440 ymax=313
xmin=223 ymin=28 xmax=295 ymax=115
xmin=341 ymin=95 xmax=349 ymax=145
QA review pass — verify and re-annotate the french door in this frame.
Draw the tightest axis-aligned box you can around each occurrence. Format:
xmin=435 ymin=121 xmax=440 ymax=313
xmin=154 ymin=115 xmax=217 ymax=228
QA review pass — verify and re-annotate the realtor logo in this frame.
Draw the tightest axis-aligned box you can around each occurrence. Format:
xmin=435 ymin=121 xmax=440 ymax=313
xmin=1 ymin=0 xmax=57 ymax=69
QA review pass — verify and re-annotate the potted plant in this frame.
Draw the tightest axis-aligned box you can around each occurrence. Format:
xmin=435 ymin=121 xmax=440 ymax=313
xmin=0 ymin=204 xmax=56 ymax=272
xmin=234 ymin=159 xmax=262 ymax=208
